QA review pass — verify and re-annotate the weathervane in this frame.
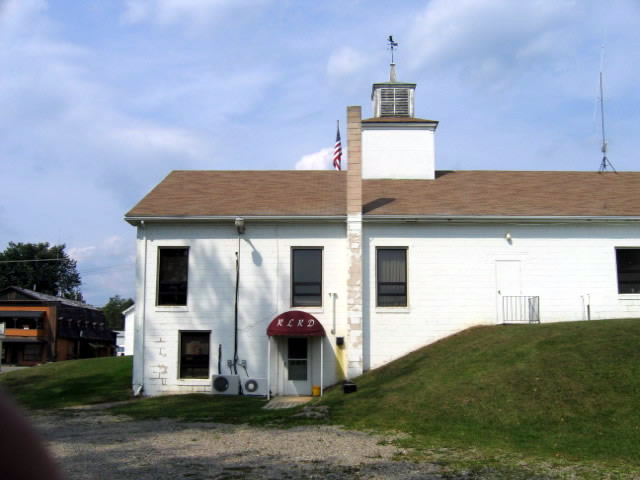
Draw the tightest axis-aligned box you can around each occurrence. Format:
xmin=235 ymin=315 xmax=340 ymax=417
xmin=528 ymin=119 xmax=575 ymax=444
xmin=387 ymin=35 xmax=398 ymax=63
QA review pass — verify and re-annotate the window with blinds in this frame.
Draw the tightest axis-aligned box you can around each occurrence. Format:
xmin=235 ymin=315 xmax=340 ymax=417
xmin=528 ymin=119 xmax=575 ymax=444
xmin=380 ymin=88 xmax=410 ymax=116
xmin=377 ymin=248 xmax=407 ymax=307
xmin=291 ymin=248 xmax=322 ymax=307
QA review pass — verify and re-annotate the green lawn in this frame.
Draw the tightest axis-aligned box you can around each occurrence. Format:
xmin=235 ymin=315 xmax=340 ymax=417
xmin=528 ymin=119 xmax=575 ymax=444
xmin=320 ymin=319 xmax=640 ymax=466
xmin=3 ymin=319 xmax=640 ymax=473
xmin=0 ymin=356 xmax=133 ymax=409
xmin=111 ymin=393 xmax=307 ymax=425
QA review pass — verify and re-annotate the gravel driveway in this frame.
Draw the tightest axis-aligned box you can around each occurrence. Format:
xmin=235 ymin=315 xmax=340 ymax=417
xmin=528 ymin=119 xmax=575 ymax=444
xmin=33 ymin=410 xmax=451 ymax=480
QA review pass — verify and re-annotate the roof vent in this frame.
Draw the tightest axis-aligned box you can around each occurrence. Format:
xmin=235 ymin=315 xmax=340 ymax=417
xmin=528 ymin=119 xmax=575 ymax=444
xmin=380 ymin=88 xmax=410 ymax=116
xmin=371 ymin=63 xmax=415 ymax=118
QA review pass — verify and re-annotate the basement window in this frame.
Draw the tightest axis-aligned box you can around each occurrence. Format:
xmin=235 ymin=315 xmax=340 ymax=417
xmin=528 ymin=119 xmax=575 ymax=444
xmin=157 ymin=247 xmax=189 ymax=306
xmin=179 ymin=331 xmax=210 ymax=379
xmin=291 ymin=248 xmax=322 ymax=307
xmin=377 ymin=248 xmax=407 ymax=307
xmin=616 ymin=248 xmax=640 ymax=294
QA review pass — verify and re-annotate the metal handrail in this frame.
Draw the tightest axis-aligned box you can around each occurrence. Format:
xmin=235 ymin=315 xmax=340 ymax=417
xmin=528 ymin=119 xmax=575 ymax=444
xmin=502 ymin=296 xmax=540 ymax=324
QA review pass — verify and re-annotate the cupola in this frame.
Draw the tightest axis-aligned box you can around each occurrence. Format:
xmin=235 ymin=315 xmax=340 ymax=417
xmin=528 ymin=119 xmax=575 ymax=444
xmin=361 ymin=62 xmax=439 ymax=180
xmin=371 ymin=64 xmax=416 ymax=117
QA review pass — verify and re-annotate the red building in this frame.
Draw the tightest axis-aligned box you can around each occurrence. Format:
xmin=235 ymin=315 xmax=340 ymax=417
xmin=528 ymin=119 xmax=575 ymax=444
xmin=0 ymin=286 xmax=114 ymax=366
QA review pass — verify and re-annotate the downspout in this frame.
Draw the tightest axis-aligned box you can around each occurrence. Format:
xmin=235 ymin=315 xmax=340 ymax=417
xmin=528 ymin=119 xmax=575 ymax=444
xmin=134 ymin=220 xmax=148 ymax=397
xmin=233 ymin=236 xmax=241 ymax=376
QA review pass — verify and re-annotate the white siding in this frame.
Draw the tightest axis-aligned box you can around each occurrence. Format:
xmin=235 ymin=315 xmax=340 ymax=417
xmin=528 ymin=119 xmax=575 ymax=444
xmin=362 ymin=127 xmax=435 ymax=180
xmin=135 ymin=219 xmax=640 ymax=396
xmin=124 ymin=308 xmax=135 ymax=356
xmin=138 ymin=223 xmax=347 ymax=396
xmin=364 ymin=222 xmax=640 ymax=369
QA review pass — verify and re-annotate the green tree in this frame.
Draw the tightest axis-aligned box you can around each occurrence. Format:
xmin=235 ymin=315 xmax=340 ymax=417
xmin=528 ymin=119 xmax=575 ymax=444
xmin=0 ymin=242 xmax=82 ymax=299
xmin=101 ymin=295 xmax=134 ymax=330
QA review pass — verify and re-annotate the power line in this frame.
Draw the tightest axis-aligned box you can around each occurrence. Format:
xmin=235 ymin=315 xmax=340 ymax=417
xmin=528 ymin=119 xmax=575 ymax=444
xmin=79 ymin=264 xmax=135 ymax=275
xmin=0 ymin=258 xmax=67 ymax=264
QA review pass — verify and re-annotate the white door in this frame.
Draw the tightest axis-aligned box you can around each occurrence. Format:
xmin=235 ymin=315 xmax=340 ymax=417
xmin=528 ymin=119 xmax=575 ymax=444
xmin=284 ymin=337 xmax=311 ymax=395
xmin=495 ymin=260 xmax=522 ymax=324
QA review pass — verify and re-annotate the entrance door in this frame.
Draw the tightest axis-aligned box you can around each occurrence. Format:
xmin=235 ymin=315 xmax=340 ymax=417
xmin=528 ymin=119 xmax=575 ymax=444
xmin=284 ymin=337 xmax=311 ymax=395
xmin=495 ymin=260 xmax=522 ymax=324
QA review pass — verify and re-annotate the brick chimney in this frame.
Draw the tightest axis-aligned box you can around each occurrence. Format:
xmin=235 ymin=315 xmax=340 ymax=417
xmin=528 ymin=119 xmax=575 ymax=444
xmin=346 ymin=105 xmax=363 ymax=378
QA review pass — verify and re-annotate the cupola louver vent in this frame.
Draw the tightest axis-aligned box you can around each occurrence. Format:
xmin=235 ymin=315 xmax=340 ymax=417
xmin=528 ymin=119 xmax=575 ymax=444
xmin=380 ymin=88 xmax=410 ymax=116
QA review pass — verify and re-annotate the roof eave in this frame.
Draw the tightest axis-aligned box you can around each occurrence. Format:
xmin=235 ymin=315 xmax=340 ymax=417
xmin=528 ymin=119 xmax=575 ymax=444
xmin=125 ymin=215 xmax=348 ymax=225
xmin=363 ymin=215 xmax=640 ymax=223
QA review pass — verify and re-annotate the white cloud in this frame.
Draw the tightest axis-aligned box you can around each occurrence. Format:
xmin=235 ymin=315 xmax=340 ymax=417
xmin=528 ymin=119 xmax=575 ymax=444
xmin=120 ymin=0 xmax=269 ymax=29
xmin=107 ymin=125 xmax=208 ymax=159
xmin=68 ymin=246 xmax=97 ymax=262
xmin=406 ymin=0 xmax=578 ymax=83
xmin=295 ymin=148 xmax=333 ymax=170
xmin=0 ymin=0 xmax=47 ymax=35
xmin=327 ymin=47 xmax=369 ymax=80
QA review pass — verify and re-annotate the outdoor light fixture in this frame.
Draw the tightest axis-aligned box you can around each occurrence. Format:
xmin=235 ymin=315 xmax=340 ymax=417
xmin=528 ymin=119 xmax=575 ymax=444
xmin=235 ymin=217 xmax=245 ymax=234
xmin=505 ymin=232 xmax=512 ymax=242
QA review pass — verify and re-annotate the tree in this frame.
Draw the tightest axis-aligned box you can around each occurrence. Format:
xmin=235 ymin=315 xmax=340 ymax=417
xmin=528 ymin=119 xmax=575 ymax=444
xmin=0 ymin=242 xmax=82 ymax=299
xmin=101 ymin=295 xmax=134 ymax=330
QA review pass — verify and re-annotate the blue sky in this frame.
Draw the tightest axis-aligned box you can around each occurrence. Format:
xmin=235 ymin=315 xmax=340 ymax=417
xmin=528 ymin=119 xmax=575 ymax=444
xmin=1 ymin=0 xmax=639 ymax=306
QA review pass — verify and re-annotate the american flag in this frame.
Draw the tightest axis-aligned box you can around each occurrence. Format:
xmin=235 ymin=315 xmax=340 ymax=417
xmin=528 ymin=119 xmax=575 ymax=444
xmin=333 ymin=122 xmax=342 ymax=171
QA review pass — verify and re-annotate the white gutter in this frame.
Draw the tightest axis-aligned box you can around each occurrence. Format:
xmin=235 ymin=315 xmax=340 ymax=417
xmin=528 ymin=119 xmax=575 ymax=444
xmin=363 ymin=215 xmax=640 ymax=224
xmin=126 ymin=214 xmax=640 ymax=225
xmin=125 ymin=215 xmax=347 ymax=225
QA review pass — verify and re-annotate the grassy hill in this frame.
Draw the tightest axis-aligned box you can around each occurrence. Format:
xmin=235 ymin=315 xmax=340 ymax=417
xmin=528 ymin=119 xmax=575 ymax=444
xmin=2 ymin=319 xmax=640 ymax=470
xmin=321 ymin=319 xmax=640 ymax=465
xmin=0 ymin=356 xmax=132 ymax=409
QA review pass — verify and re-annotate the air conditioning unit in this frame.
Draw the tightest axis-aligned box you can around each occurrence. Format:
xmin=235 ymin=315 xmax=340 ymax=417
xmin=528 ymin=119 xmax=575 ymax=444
xmin=211 ymin=375 xmax=239 ymax=395
xmin=243 ymin=378 xmax=268 ymax=396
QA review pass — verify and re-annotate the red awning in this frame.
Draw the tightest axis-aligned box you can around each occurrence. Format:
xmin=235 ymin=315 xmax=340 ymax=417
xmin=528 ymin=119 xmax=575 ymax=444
xmin=266 ymin=310 xmax=325 ymax=337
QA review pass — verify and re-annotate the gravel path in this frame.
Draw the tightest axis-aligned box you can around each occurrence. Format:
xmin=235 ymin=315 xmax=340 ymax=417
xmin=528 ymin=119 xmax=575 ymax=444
xmin=33 ymin=410 xmax=453 ymax=480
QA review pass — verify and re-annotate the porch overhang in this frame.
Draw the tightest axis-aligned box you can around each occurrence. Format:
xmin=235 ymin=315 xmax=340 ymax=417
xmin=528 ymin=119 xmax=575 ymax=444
xmin=266 ymin=311 xmax=325 ymax=337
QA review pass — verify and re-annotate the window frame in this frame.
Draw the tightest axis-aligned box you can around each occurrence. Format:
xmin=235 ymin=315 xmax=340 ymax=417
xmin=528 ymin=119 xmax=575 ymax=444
xmin=156 ymin=247 xmax=190 ymax=307
xmin=291 ymin=247 xmax=323 ymax=308
xmin=615 ymin=247 xmax=640 ymax=295
xmin=178 ymin=330 xmax=211 ymax=380
xmin=376 ymin=247 xmax=408 ymax=308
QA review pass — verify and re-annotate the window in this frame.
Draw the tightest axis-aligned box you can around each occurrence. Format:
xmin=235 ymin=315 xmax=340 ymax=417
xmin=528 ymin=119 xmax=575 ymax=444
xmin=23 ymin=344 xmax=41 ymax=362
xmin=616 ymin=248 xmax=640 ymax=294
xmin=179 ymin=331 xmax=210 ymax=379
xmin=157 ymin=248 xmax=189 ymax=306
xmin=377 ymin=248 xmax=407 ymax=307
xmin=291 ymin=248 xmax=322 ymax=307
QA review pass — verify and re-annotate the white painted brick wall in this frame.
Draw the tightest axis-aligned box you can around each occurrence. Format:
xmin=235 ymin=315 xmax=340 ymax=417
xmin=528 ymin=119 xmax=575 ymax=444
xmin=135 ymin=220 xmax=640 ymax=395
xmin=364 ymin=222 xmax=640 ymax=370
xmin=137 ymin=223 xmax=347 ymax=396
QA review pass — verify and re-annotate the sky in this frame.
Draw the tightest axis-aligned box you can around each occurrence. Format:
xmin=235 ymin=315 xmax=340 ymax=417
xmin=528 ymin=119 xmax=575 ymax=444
xmin=1 ymin=0 xmax=639 ymax=306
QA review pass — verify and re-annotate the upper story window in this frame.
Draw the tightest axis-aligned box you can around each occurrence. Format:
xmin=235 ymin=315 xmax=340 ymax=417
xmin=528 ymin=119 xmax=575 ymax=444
xmin=616 ymin=248 xmax=640 ymax=294
xmin=377 ymin=248 xmax=407 ymax=307
xmin=157 ymin=247 xmax=189 ymax=306
xmin=292 ymin=248 xmax=322 ymax=307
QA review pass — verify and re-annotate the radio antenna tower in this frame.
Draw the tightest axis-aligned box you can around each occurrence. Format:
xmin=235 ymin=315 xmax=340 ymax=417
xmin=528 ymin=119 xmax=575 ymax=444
xmin=598 ymin=34 xmax=616 ymax=173
xmin=387 ymin=35 xmax=398 ymax=63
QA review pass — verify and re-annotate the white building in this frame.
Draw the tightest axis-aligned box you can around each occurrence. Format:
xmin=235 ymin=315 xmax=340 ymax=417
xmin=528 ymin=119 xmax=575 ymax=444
xmin=123 ymin=304 xmax=135 ymax=356
xmin=125 ymin=64 xmax=640 ymax=397
xmin=114 ymin=330 xmax=125 ymax=356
